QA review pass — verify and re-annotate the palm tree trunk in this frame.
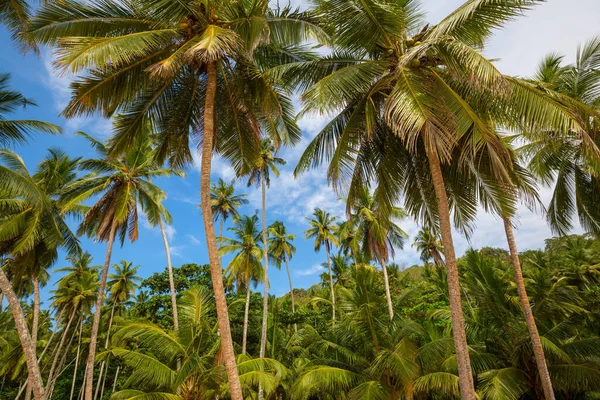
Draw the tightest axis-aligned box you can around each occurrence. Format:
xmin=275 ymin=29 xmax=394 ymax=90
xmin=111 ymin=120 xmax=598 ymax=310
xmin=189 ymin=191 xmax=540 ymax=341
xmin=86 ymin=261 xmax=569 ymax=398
xmin=381 ymin=262 xmax=394 ymax=321
xmin=326 ymin=247 xmax=336 ymax=321
xmin=25 ymin=277 xmax=41 ymax=400
xmin=47 ymin=316 xmax=80 ymax=400
xmin=70 ymin=319 xmax=84 ymax=400
xmin=111 ymin=366 xmax=120 ymax=394
xmin=257 ymin=175 xmax=269 ymax=400
xmin=426 ymin=149 xmax=475 ymax=400
xmin=200 ymin=61 xmax=243 ymax=400
xmin=94 ymin=300 xmax=117 ymax=400
xmin=503 ymin=217 xmax=555 ymax=400
xmin=242 ymin=286 xmax=251 ymax=355
xmin=285 ymin=258 xmax=297 ymax=333
xmin=159 ymin=217 xmax=179 ymax=332
xmin=46 ymin=309 xmax=77 ymax=399
xmin=433 ymin=251 xmax=444 ymax=267
xmin=0 ymin=268 xmax=45 ymax=400
xmin=38 ymin=310 xmax=62 ymax=364
xmin=84 ymin=220 xmax=118 ymax=400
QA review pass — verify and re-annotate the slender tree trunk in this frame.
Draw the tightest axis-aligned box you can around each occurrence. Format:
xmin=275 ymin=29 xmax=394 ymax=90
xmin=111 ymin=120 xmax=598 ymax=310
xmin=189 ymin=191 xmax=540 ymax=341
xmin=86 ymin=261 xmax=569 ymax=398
xmin=111 ymin=366 xmax=120 ymax=394
xmin=257 ymin=176 xmax=270 ymax=400
xmin=503 ymin=217 xmax=555 ymax=400
xmin=47 ymin=316 xmax=80 ymax=400
xmin=94 ymin=300 xmax=116 ymax=400
xmin=0 ymin=269 xmax=45 ymax=400
xmin=326 ymin=248 xmax=336 ymax=321
xmin=70 ymin=319 xmax=84 ymax=400
xmin=37 ymin=310 xmax=61 ymax=364
xmin=426 ymin=149 xmax=475 ymax=400
xmin=25 ymin=277 xmax=41 ymax=400
xmin=432 ymin=251 xmax=444 ymax=267
xmin=242 ymin=286 xmax=251 ymax=355
xmin=46 ymin=308 xmax=76 ymax=398
xmin=159 ymin=217 xmax=179 ymax=331
xmin=381 ymin=262 xmax=394 ymax=321
xmin=84 ymin=220 xmax=118 ymax=400
xmin=285 ymin=258 xmax=297 ymax=333
xmin=200 ymin=61 xmax=243 ymax=400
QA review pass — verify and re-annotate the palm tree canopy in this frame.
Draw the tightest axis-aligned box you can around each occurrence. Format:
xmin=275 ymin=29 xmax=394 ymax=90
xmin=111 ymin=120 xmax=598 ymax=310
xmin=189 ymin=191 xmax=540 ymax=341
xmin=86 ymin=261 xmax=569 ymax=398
xmin=210 ymin=178 xmax=248 ymax=223
xmin=0 ymin=74 xmax=61 ymax=145
xmin=305 ymin=208 xmax=339 ymax=254
xmin=267 ymin=220 xmax=296 ymax=268
xmin=108 ymin=260 xmax=142 ymax=304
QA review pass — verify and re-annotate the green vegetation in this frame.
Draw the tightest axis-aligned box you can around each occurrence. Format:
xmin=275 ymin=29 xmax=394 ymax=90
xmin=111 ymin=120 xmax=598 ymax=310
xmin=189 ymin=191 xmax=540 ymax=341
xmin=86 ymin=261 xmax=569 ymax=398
xmin=0 ymin=0 xmax=600 ymax=399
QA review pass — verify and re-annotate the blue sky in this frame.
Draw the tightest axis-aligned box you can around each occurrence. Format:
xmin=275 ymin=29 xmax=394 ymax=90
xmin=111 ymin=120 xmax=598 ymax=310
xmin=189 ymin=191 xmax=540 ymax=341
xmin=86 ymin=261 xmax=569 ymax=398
xmin=2 ymin=0 xmax=600 ymax=307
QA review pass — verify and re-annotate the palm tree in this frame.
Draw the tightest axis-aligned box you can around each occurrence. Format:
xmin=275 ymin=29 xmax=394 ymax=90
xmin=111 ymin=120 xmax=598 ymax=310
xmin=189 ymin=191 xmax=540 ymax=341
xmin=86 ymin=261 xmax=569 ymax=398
xmin=288 ymin=0 xmax=590 ymax=396
xmin=245 ymin=139 xmax=285 ymax=370
xmin=305 ymin=208 xmax=338 ymax=321
xmin=60 ymin=132 xmax=172 ymax=399
xmin=267 ymin=221 xmax=297 ymax=332
xmin=350 ymin=188 xmax=407 ymax=320
xmin=0 ymin=74 xmax=60 ymax=145
xmin=219 ymin=215 xmax=264 ymax=354
xmin=211 ymin=178 xmax=249 ymax=247
xmin=0 ymin=149 xmax=82 ymax=400
xmin=29 ymin=3 xmax=323 ymax=397
xmin=413 ymin=227 xmax=444 ymax=266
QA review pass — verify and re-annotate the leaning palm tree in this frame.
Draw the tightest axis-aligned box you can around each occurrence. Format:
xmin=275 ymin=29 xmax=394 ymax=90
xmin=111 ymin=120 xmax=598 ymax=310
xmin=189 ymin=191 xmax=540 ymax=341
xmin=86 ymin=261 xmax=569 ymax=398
xmin=211 ymin=178 xmax=249 ymax=246
xmin=287 ymin=0 xmax=590 ymax=396
xmin=60 ymin=132 xmax=172 ymax=399
xmin=267 ymin=221 xmax=297 ymax=331
xmin=219 ymin=215 xmax=264 ymax=354
xmin=305 ymin=208 xmax=338 ymax=321
xmin=245 ymin=139 xmax=285 ymax=367
xmin=413 ymin=227 xmax=444 ymax=266
xmin=29 ymin=3 xmax=323 ymax=396
xmin=349 ymin=188 xmax=407 ymax=320
xmin=94 ymin=261 xmax=141 ymax=400
xmin=0 ymin=74 xmax=60 ymax=145
xmin=0 ymin=150 xmax=81 ymax=400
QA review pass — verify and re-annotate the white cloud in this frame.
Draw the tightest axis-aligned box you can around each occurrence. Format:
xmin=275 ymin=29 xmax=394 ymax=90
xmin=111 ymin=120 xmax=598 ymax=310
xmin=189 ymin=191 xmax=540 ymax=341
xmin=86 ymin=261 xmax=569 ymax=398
xmin=187 ymin=235 xmax=201 ymax=245
xmin=169 ymin=245 xmax=185 ymax=258
xmin=296 ymin=264 xmax=325 ymax=276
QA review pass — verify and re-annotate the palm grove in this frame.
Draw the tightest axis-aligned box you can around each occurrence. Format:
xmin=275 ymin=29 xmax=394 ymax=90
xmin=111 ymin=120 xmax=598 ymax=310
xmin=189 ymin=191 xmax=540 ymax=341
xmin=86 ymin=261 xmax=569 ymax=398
xmin=0 ymin=0 xmax=599 ymax=399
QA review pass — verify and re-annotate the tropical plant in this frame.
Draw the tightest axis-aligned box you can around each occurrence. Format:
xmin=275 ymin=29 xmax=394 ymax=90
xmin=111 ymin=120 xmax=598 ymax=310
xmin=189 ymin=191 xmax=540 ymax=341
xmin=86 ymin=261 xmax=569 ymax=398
xmin=267 ymin=221 xmax=297 ymax=331
xmin=60 ymin=132 xmax=172 ymax=399
xmin=305 ymin=208 xmax=338 ymax=321
xmin=211 ymin=178 xmax=249 ymax=245
xmin=219 ymin=215 xmax=264 ymax=354
xmin=413 ymin=227 xmax=444 ymax=266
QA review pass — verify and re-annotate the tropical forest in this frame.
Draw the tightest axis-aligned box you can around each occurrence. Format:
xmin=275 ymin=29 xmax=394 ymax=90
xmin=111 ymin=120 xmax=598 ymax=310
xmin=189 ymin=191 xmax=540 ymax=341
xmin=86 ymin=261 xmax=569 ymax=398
xmin=0 ymin=0 xmax=599 ymax=399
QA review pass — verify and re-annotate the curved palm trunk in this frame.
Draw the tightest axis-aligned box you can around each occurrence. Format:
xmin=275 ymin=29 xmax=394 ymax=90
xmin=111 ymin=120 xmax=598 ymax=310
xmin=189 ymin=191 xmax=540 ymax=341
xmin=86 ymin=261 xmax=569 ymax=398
xmin=432 ymin=250 xmax=444 ymax=267
xmin=47 ymin=315 xmax=80 ymax=400
xmin=25 ymin=277 xmax=41 ymax=400
xmin=46 ymin=308 xmax=76 ymax=399
xmin=242 ymin=286 xmax=251 ymax=355
xmin=426 ymin=149 xmax=475 ymax=400
xmin=503 ymin=217 xmax=555 ymax=400
xmin=326 ymin=247 xmax=336 ymax=321
xmin=200 ymin=61 xmax=243 ymax=400
xmin=159 ymin=217 xmax=179 ymax=331
xmin=285 ymin=258 xmax=297 ymax=333
xmin=84 ymin=220 xmax=118 ymax=400
xmin=381 ymin=262 xmax=394 ymax=321
xmin=111 ymin=365 xmax=120 ymax=394
xmin=94 ymin=300 xmax=117 ymax=400
xmin=0 ymin=268 xmax=45 ymax=399
xmin=70 ymin=319 xmax=84 ymax=400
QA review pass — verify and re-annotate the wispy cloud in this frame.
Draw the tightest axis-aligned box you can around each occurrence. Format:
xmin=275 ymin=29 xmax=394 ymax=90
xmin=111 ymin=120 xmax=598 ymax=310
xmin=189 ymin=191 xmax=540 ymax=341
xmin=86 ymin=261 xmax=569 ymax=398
xmin=296 ymin=264 xmax=325 ymax=276
xmin=187 ymin=235 xmax=201 ymax=245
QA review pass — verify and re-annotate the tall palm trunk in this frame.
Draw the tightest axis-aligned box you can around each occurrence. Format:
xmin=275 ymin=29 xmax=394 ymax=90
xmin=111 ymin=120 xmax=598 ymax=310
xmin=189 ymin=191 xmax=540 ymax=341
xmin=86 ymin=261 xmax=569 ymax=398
xmin=432 ymin=251 xmax=444 ymax=267
xmin=326 ymin=247 xmax=336 ymax=321
xmin=84 ymin=220 xmax=118 ymax=400
xmin=242 ymin=286 xmax=251 ymax=355
xmin=46 ymin=308 xmax=76 ymax=399
xmin=159 ymin=217 xmax=179 ymax=331
xmin=381 ymin=262 xmax=394 ymax=320
xmin=111 ymin=366 xmax=120 ymax=394
xmin=426 ymin=149 xmax=475 ymax=400
xmin=0 ymin=268 xmax=45 ymax=400
xmin=259 ymin=175 xmax=269 ymax=360
xmin=200 ymin=61 xmax=243 ymax=400
xmin=70 ymin=319 xmax=84 ymax=400
xmin=285 ymin=257 xmax=297 ymax=333
xmin=47 ymin=315 xmax=81 ymax=399
xmin=503 ymin=217 xmax=555 ymax=400
xmin=25 ymin=277 xmax=41 ymax=400
xmin=94 ymin=300 xmax=117 ymax=400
